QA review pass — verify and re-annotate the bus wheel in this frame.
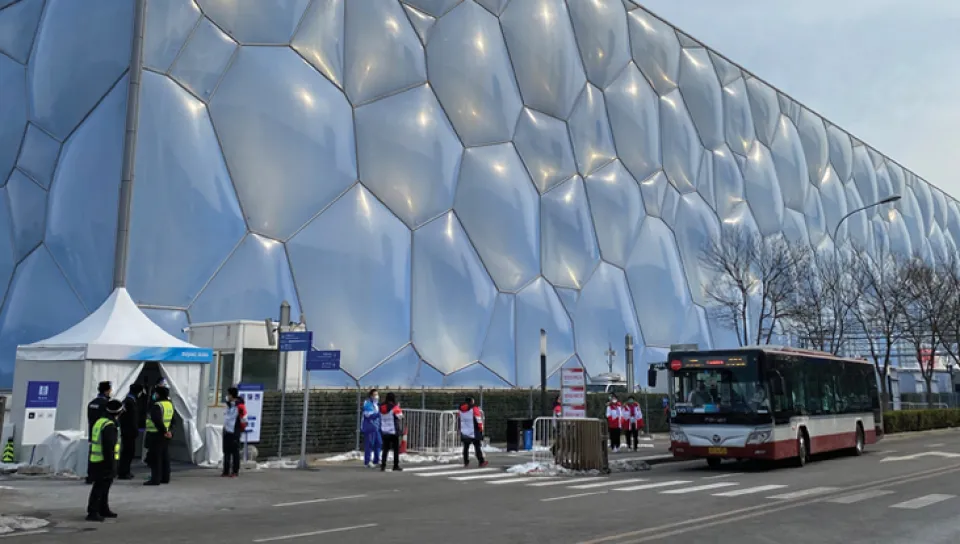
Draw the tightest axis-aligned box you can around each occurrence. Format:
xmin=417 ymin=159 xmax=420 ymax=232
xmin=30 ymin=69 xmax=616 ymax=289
xmin=852 ymin=424 xmax=865 ymax=456
xmin=707 ymin=457 xmax=721 ymax=469
xmin=794 ymin=433 xmax=807 ymax=468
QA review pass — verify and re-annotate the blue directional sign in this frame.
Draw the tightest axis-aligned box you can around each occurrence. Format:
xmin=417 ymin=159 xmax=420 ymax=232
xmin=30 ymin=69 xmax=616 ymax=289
xmin=279 ymin=331 xmax=313 ymax=352
xmin=306 ymin=350 xmax=341 ymax=371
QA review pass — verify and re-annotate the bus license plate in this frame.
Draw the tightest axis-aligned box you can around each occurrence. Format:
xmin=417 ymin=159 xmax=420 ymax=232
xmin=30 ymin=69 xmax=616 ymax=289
xmin=708 ymin=447 xmax=727 ymax=455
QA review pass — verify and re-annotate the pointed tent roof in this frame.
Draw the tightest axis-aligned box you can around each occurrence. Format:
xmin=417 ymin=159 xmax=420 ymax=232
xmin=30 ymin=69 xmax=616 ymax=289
xmin=17 ymin=288 xmax=211 ymax=362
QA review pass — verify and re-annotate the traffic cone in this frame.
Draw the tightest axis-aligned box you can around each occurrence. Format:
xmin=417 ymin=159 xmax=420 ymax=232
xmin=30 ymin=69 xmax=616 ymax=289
xmin=399 ymin=433 xmax=407 ymax=454
xmin=2 ymin=438 xmax=14 ymax=463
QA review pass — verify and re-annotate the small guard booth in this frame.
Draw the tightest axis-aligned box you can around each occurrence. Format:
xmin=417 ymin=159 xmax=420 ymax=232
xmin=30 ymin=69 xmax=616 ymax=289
xmin=8 ymin=288 xmax=212 ymax=474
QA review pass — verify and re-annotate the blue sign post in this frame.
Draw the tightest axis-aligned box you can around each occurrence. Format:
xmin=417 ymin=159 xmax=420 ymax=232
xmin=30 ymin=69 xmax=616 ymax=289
xmin=306 ymin=350 xmax=341 ymax=371
xmin=279 ymin=331 xmax=313 ymax=352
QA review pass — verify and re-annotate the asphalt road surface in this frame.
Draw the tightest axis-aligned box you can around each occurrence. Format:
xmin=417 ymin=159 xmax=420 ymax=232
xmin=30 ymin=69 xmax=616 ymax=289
xmin=2 ymin=430 xmax=960 ymax=543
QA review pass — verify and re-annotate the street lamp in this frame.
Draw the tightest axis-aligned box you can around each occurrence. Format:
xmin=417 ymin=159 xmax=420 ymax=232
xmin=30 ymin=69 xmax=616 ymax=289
xmin=833 ymin=195 xmax=902 ymax=242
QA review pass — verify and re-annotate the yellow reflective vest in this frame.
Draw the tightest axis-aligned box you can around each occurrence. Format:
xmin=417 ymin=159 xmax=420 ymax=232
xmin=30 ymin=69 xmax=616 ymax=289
xmin=90 ymin=418 xmax=119 ymax=462
xmin=146 ymin=400 xmax=174 ymax=433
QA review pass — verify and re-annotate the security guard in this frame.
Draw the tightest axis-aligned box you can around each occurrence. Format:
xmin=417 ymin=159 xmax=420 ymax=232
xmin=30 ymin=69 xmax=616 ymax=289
xmin=85 ymin=381 xmax=112 ymax=484
xmin=87 ymin=399 xmax=121 ymax=522
xmin=117 ymin=384 xmax=143 ymax=480
xmin=144 ymin=385 xmax=175 ymax=485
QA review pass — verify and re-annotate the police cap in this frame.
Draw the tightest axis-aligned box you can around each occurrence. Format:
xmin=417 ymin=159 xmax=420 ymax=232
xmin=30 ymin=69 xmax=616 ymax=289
xmin=105 ymin=399 xmax=123 ymax=414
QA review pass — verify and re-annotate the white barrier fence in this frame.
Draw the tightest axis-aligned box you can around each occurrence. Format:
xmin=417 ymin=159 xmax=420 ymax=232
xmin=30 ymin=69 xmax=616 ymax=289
xmin=532 ymin=416 xmax=608 ymax=471
xmin=402 ymin=409 xmax=459 ymax=453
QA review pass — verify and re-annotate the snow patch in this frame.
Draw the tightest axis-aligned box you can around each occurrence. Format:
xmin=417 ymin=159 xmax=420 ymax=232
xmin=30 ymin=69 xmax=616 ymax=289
xmin=506 ymin=458 xmax=650 ymax=476
xmin=257 ymin=459 xmax=299 ymax=470
xmin=320 ymin=450 xmax=456 ymax=465
xmin=0 ymin=515 xmax=49 ymax=534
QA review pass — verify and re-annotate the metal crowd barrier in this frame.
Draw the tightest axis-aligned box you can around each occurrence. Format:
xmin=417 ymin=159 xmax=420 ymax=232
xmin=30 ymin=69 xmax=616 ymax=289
xmin=532 ymin=416 xmax=609 ymax=472
xmin=402 ymin=409 xmax=459 ymax=453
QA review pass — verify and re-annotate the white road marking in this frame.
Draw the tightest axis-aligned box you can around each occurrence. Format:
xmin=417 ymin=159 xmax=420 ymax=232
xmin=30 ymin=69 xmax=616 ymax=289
xmin=889 ymin=494 xmax=955 ymax=509
xmin=702 ymin=473 xmax=742 ymax=480
xmin=528 ymin=478 xmax=604 ymax=487
xmin=489 ymin=476 xmax=560 ymax=485
xmin=768 ymin=487 xmax=838 ymax=500
xmin=401 ymin=465 xmax=459 ymax=472
xmin=568 ymin=478 xmax=648 ymax=490
xmin=416 ymin=468 xmax=497 ymax=477
xmin=615 ymin=480 xmax=691 ymax=492
xmin=661 ymin=482 xmax=738 ymax=494
xmin=927 ymin=443 xmax=945 ymax=448
xmin=826 ymin=490 xmax=894 ymax=504
xmin=880 ymin=451 xmax=960 ymax=463
xmin=449 ymin=473 xmax=518 ymax=481
xmin=713 ymin=485 xmax=787 ymax=497
xmin=272 ymin=494 xmax=367 ymax=508
xmin=0 ymin=531 xmax=49 ymax=539
xmin=541 ymin=491 xmax=608 ymax=502
xmin=252 ymin=524 xmax=378 ymax=542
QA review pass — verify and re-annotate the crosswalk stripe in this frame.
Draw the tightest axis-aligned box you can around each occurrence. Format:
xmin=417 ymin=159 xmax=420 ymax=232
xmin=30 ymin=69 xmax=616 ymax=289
xmin=449 ymin=473 xmax=517 ymax=481
xmin=541 ymin=491 xmax=607 ymax=502
xmin=416 ymin=468 xmax=497 ymax=477
xmin=768 ymin=487 xmax=838 ymax=500
xmin=402 ymin=465 xmax=459 ymax=473
xmin=826 ymin=490 xmax=894 ymax=504
xmin=614 ymin=480 xmax=691 ymax=492
xmin=528 ymin=478 xmax=604 ymax=487
xmin=489 ymin=477 xmax=560 ymax=485
xmin=568 ymin=479 xmax=647 ymax=490
xmin=890 ymin=494 xmax=955 ymax=509
xmin=712 ymin=485 xmax=787 ymax=497
xmin=702 ymin=473 xmax=742 ymax=480
xmin=661 ymin=482 xmax=738 ymax=494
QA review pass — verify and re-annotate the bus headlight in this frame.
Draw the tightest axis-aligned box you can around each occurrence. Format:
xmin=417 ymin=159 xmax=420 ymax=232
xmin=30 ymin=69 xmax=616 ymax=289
xmin=670 ymin=429 xmax=688 ymax=443
xmin=746 ymin=430 xmax=772 ymax=444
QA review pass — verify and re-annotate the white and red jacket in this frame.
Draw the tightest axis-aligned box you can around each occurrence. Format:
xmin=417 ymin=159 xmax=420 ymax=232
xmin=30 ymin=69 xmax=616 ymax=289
xmin=458 ymin=403 xmax=484 ymax=440
xmin=605 ymin=402 xmax=622 ymax=429
xmin=622 ymin=402 xmax=644 ymax=430
xmin=379 ymin=402 xmax=403 ymax=436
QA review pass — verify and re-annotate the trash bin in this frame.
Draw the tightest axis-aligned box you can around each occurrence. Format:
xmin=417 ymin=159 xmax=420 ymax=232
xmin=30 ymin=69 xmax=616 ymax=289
xmin=523 ymin=429 xmax=533 ymax=451
xmin=507 ymin=418 xmax=535 ymax=452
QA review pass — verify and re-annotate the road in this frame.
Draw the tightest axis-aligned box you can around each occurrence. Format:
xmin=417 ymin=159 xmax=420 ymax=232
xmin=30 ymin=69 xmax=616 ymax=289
xmin=2 ymin=430 xmax=959 ymax=543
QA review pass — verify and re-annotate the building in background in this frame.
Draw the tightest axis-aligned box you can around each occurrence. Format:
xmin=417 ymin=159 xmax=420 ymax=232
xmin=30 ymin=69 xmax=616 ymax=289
xmin=0 ymin=0 xmax=957 ymax=390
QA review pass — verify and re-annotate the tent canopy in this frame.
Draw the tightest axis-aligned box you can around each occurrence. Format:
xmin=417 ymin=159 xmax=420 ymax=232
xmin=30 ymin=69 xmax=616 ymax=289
xmin=16 ymin=288 xmax=212 ymax=362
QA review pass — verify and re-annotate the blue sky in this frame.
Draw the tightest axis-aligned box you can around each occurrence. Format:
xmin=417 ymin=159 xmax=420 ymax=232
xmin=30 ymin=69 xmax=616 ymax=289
xmin=640 ymin=0 xmax=960 ymax=198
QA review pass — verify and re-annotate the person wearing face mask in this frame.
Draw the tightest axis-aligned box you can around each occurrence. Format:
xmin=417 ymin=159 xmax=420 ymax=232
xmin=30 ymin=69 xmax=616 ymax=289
xmin=606 ymin=394 xmax=623 ymax=453
xmin=361 ymin=389 xmax=381 ymax=468
xmin=117 ymin=384 xmax=143 ymax=480
xmin=222 ymin=387 xmax=248 ymax=478
xmin=86 ymin=381 xmax=112 ymax=484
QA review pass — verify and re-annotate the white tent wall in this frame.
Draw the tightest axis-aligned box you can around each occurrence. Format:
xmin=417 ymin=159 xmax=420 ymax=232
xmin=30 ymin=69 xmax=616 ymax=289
xmin=159 ymin=363 xmax=203 ymax=456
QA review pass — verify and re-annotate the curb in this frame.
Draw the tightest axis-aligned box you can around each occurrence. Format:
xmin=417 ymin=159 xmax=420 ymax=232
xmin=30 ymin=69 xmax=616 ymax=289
xmin=882 ymin=427 xmax=960 ymax=442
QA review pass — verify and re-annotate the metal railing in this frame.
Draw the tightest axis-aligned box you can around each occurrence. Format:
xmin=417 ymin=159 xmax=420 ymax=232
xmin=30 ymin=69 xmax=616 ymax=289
xmin=532 ymin=417 xmax=609 ymax=472
xmin=402 ymin=409 xmax=459 ymax=453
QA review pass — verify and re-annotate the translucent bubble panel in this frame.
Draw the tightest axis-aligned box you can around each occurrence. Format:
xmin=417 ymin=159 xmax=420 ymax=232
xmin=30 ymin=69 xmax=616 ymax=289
xmin=360 ymin=344 xmax=443 ymax=388
xmin=479 ymin=293 xmax=516 ymax=385
xmin=797 ymin=108 xmax=828 ymax=186
xmin=444 ymin=363 xmax=511 ymax=388
xmin=696 ymin=151 xmax=715 ymax=210
xmin=712 ymin=146 xmax=745 ymax=221
xmin=514 ymin=108 xmax=578 ymax=194
xmin=887 ymin=162 xmax=906 ymax=198
xmin=674 ymin=193 xmax=721 ymax=306
xmin=475 ymin=0 xmax=510 ymax=16
xmin=128 ymin=72 xmax=246 ymax=307
xmin=625 ymin=217 xmax=691 ymax=347
xmin=556 ymin=287 xmax=578 ymax=318
xmin=143 ymin=0 xmax=201 ymax=72
xmin=344 ymin=0 xmax=426 ymax=105
xmin=287 ymin=184 xmax=411 ymax=379
xmin=541 ymin=176 xmax=601 ymax=289
xmin=142 ymin=309 xmax=189 ymax=341
xmin=709 ymin=50 xmax=740 ymax=86
xmin=584 ymin=160 xmax=644 ymax=268
xmin=0 ymin=55 xmax=26 ymax=183
xmin=660 ymin=91 xmax=701 ymax=193
xmin=355 ymin=85 xmax=462 ymax=228
xmin=211 ymin=47 xmax=356 ymax=240
xmin=678 ymin=48 xmax=723 ymax=149
xmin=189 ymin=234 xmax=300 ymax=324
xmin=196 ymin=0 xmax=310 ymax=44
xmin=501 ymin=0 xmax=586 ymax=119
xmin=639 ymin=170 xmax=668 ymax=218
xmin=770 ymin=115 xmax=808 ymax=212
xmin=826 ymin=124 xmax=853 ymax=182
xmin=28 ymin=0 xmax=133 ymax=140
xmin=567 ymin=0 xmax=631 ymax=89
xmin=948 ymin=203 xmax=960 ymax=244
xmin=932 ymin=188 xmax=948 ymax=229
xmin=516 ymin=277 xmax=575 ymax=387
xmin=900 ymin=188 xmax=924 ymax=250
xmin=721 ymin=77 xmax=754 ymax=157
xmin=412 ymin=212 xmax=497 ymax=374
xmin=660 ymin=182 xmax=681 ymax=228
xmin=875 ymin=164 xmax=893 ymax=202
xmin=605 ymin=63 xmax=661 ymax=183
xmin=0 ymin=190 xmax=15 ymax=295
xmin=626 ymin=9 xmax=680 ymax=95
xmin=0 ymin=0 xmax=44 ymax=64
xmin=6 ymin=170 xmax=46 ymax=261
xmin=291 ymin=0 xmax=345 ymax=88
xmin=782 ymin=209 xmax=809 ymax=246
xmin=454 ymin=144 xmax=539 ymax=292
xmin=16 ymin=124 xmax=60 ymax=190
xmin=804 ymin=188 xmax=827 ymax=246
xmin=0 ymin=246 xmax=87 ymax=380
xmin=402 ymin=3 xmax=435 ymax=45
xmin=169 ymin=18 xmax=237 ymax=101
xmin=404 ymin=0 xmax=462 ymax=17
xmin=744 ymin=77 xmax=778 ymax=147
xmin=568 ymin=84 xmax=616 ymax=177
xmin=574 ymin=263 xmax=640 ymax=377
xmin=46 ymin=74 xmax=125 ymax=311
xmin=742 ymin=141 xmax=784 ymax=236
xmin=913 ymin=175 xmax=934 ymax=235
xmin=844 ymin=184 xmax=870 ymax=248
xmin=819 ymin=166 xmax=848 ymax=240
xmin=851 ymin=146 xmax=879 ymax=217
xmin=427 ymin=0 xmax=522 ymax=146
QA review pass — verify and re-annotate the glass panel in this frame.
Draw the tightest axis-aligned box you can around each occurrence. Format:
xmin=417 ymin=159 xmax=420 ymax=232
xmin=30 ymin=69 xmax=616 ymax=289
xmin=673 ymin=365 xmax=765 ymax=414
xmin=240 ymin=349 xmax=278 ymax=391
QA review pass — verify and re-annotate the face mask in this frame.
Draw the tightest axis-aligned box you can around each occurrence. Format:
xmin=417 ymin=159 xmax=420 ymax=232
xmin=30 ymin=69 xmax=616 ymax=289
xmin=372 ymin=396 xmax=379 ymax=402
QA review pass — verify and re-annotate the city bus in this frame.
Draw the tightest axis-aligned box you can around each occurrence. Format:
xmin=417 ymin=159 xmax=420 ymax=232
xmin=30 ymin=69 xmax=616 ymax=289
xmin=653 ymin=346 xmax=882 ymax=467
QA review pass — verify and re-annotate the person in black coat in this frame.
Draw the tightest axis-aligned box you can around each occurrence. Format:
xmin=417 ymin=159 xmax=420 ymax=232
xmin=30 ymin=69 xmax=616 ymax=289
xmin=144 ymin=385 xmax=175 ymax=486
xmin=117 ymin=384 xmax=143 ymax=480
xmin=87 ymin=399 xmax=122 ymax=522
xmin=85 ymin=381 xmax=112 ymax=484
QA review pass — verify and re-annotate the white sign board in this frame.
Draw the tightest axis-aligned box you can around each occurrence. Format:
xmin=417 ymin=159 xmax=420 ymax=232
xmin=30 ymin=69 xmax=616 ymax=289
xmin=560 ymin=368 xmax=586 ymax=418
xmin=237 ymin=383 xmax=264 ymax=443
xmin=23 ymin=381 xmax=59 ymax=446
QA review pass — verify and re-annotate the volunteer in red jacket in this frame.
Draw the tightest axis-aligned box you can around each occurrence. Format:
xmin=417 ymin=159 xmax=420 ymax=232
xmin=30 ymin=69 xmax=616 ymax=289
xmin=606 ymin=394 xmax=623 ymax=452
xmin=623 ymin=396 xmax=644 ymax=451
xmin=379 ymin=392 xmax=403 ymax=472
xmin=458 ymin=397 xmax=488 ymax=468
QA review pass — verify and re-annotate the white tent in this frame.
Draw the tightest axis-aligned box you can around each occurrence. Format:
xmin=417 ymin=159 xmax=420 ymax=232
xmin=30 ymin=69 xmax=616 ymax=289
xmin=9 ymin=288 xmax=212 ymax=473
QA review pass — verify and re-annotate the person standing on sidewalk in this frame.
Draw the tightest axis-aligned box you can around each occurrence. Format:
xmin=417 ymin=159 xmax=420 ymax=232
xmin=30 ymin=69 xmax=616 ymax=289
xmin=361 ymin=389 xmax=382 ymax=468
xmin=458 ymin=397 xmax=488 ymax=468
xmin=379 ymin=393 xmax=403 ymax=472
xmin=623 ymin=396 xmax=644 ymax=452
xmin=86 ymin=399 xmax=122 ymax=522
xmin=606 ymin=394 xmax=623 ymax=452
xmin=117 ymin=384 xmax=143 ymax=480
xmin=222 ymin=387 xmax=247 ymax=478
xmin=85 ymin=381 xmax=112 ymax=484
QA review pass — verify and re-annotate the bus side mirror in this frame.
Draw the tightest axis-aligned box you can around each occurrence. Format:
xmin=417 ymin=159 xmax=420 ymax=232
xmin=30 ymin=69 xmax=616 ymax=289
xmin=647 ymin=368 xmax=657 ymax=388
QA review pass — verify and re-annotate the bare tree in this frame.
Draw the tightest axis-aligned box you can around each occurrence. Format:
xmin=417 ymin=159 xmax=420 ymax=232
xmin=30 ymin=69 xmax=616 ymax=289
xmin=899 ymin=256 xmax=952 ymax=407
xmin=936 ymin=253 xmax=960 ymax=382
xmin=783 ymin=249 xmax=856 ymax=355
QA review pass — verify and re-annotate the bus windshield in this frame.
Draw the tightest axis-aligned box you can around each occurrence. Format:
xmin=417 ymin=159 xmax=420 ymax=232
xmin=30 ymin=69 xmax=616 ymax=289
xmin=674 ymin=366 xmax=769 ymax=415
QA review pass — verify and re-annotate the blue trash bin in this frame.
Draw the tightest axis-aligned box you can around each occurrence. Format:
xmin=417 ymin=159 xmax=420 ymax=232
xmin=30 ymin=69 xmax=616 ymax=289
xmin=523 ymin=429 xmax=533 ymax=451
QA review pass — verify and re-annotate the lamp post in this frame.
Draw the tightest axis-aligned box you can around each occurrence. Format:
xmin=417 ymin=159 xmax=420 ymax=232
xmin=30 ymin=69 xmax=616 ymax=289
xmin=833 ymin=195 xmax=902 ymax=243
